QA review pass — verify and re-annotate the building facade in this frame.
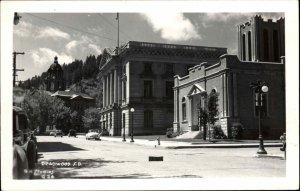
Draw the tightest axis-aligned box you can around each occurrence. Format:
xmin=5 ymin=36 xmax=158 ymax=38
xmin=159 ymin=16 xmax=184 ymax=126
xmin=174 ymin=15 xmax=285 ymax=139
xmin=45 ymin=56 xmax=66 ymax=92
xmin=99 ymin=41 xmax=227 ymax=136
xmin=237 ymin=15 xmax=285 ymax=62
xmin=173 ymin=55 xmax=285 ymax=139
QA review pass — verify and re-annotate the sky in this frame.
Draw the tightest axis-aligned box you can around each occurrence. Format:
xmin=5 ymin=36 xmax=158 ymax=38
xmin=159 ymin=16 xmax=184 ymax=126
xmin=13 ymin=12 xmax=284 ymax=81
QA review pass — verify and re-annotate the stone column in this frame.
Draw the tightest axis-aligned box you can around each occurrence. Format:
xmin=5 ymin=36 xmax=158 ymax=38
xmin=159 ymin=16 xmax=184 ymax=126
xmin=110 ymin=71 xmax=113 ymax=105
xmin=106 ymin=75 xmax=109 ymax=106
xmin=102 ymin=77 xmax=105 ymax=107
xmin=114 ymin=68 xmax=118 ymax=103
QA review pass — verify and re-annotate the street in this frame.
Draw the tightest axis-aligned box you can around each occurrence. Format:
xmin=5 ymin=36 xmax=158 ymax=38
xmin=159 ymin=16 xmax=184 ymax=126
xmin=34 ymin=136 xmax=285 ymax=179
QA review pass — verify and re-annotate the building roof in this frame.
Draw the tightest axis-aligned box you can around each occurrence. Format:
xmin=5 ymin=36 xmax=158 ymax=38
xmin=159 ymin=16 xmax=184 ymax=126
xmin=51 ymin=90 xmax=94 ymax=100
xmin=48 ymin=56 xmax=63 ymax=72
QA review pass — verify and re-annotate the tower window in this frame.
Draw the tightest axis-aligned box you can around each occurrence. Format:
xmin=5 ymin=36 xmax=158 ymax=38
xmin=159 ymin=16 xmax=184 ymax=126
xmin=273 ymin=30 xmax=279 ymax=62
xmin=248 ymin=31 xmax=252 ymax=61
xmin=263 ymin=29 xmax=269 ymax=61
xmin=242 ymin=34 xmax=246 ymax=61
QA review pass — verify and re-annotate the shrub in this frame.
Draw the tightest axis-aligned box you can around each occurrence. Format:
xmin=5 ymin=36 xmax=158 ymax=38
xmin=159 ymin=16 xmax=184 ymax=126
xmin=210 ymin=125 xmax=227 ymax=139
xmin=231 ymin=124 xmax=244 ymax=139
xmin=166 ymin=128 xmax=174 ymax=138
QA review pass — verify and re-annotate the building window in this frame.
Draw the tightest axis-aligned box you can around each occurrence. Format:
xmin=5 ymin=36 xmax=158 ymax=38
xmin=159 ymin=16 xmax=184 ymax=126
xmin=123 ymin=81 xmax=127 ymax=101
xmin=273 ymin=30 xmax=279 ymax=62
xmin=263 ymin=29 xmax=269 ymax=61
xmin=123 ymin=65 xmax=126 ymax=74
xmin=254 ymin=91 xmax=268 ymax=117
xmin=144 ymin=80 xmax=153 ymax=98
xmin=144 ymin=110 xmax=153 ymax=129
xmin=166 ymin=81 xmax=174 ymax=98
xmin=166 ymin=63 xmax=173 ymax=74
xmin=144 ymin=62 xmax=152 ymax=73
xmin=242 ymin=34 xmax=246 ymax=61
xmin=182 ymin=97 xmax=187 ymax=121
xmin=248 ymin=31 xmax=252 ymax=61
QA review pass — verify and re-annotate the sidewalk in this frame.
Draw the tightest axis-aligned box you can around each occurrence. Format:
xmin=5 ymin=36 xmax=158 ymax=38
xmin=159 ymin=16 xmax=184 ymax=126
xmin=78 ymin=135 xmax=283 ymax=149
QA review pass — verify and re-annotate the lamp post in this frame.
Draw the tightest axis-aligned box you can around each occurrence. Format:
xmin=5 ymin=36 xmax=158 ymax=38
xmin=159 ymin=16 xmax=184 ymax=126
xmin=130 ymin=108 xmax=135 ymax=142
xmin=250 ymin=80 xmax=268 ymax=154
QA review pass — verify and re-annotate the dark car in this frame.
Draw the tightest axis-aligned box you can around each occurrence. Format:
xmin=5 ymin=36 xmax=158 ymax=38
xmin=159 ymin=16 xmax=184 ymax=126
xmin=68 ymin=129 xmax=77 ymax=137
xmin=13 ymin=106 xmax=38 ymax=179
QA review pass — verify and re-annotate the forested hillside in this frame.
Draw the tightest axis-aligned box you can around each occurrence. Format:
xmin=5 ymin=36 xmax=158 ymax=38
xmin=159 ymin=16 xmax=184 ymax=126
xmin=19 ymin=54 xmax=103 ymax=107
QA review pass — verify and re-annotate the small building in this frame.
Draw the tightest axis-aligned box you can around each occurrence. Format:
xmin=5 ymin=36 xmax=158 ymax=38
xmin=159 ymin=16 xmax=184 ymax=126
xmin=99 ymin=41 xmax=227 ymax=136
xmin=173 ymin=55 xmax=285 ymax=139
xmin=173 ymin=15 xmax=286 ymax=139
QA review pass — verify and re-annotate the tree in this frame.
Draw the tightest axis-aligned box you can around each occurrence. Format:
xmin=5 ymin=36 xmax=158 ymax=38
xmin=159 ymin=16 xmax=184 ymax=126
xmin=22 ymin=91 xmax=73 ymax=133
xmin=82 ymin=108 xmax=101 ymax=130
xmin=198 ymin=91 xmax=219 ymax=140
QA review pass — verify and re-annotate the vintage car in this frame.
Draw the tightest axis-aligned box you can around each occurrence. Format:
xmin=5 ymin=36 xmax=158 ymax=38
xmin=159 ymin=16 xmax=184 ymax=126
xmin=13 ymin=106 xmax=38 ymax=179
xmin=68 ymin=129 xmax=77 ymax=137
xmin=86 ymin=129 xmax=101 ymax=140
xmin=54 ymin=130 xmax=64 ymax=137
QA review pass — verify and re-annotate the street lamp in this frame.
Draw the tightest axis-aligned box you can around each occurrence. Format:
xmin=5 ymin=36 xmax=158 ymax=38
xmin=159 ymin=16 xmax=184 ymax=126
xmin=250 ymin=80 xmax=268 ymax=154
xmin=130 ymin=108 xmax=135 ymax=142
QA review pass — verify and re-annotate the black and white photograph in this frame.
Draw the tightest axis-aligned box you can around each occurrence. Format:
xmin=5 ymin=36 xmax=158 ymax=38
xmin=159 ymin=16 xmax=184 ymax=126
xmin=1 ymin=0 xmax=299 ymax=190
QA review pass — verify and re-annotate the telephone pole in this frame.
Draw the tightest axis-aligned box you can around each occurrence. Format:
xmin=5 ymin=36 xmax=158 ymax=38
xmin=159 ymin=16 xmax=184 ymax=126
xmin=13 ymin=51 xmax=25 ymax=87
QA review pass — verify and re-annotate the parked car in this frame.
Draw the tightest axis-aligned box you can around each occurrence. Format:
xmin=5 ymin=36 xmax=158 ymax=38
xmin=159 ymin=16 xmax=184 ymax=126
xmin=100 ymin=129 xmax=109 ymax=136
xmin=13 ymin=106 xmax=38 ymax=179
xmin=54 ymin=130 xmax=64 ymax=137
xmin=49 ymin=131 xmax=56 ymax=136
xmin=68 ymin=129 xmax=77 ymax=137
xmin=86 ymin=129 xmax=101 ymax=140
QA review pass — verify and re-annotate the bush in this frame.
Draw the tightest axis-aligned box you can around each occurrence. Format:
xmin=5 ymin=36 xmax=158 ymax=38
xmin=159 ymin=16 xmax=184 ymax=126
xmin=231 ymin=124 xmax=244 ymax=139
xmin=210 ymin=125 xmax=227 ymax=139
xmin=166 ymin=128 xmax=182 ymax=138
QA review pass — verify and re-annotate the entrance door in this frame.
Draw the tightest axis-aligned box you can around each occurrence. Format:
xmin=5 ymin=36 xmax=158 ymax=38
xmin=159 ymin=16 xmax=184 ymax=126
xmin=191 ymin=94 xmax=201 ymax=131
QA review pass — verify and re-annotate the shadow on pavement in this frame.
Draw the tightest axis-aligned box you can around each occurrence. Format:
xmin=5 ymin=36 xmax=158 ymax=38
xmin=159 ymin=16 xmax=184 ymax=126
xmin=38 ymin=142 xmax=85 ymax=152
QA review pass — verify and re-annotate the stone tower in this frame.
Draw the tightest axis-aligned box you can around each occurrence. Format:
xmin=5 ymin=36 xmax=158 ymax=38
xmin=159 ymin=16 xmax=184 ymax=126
xmin=45 ymin=56 xmax=65 ymax=92
xmin=237 ymin=15 xmax=285 ymax=62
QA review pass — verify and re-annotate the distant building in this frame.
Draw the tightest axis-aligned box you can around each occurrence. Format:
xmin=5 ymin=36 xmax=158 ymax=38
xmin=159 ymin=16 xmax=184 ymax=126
xmin=173 ymin=15 xmax=285 ymax=139
xmin=99 ymin=41 xmax=227 ymax=136
xmin=45 ymin=56 xmax=66 ymax=92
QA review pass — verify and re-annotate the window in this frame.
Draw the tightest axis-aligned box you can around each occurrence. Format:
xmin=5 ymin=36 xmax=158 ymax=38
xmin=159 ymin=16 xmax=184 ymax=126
xmin=123 ymin=81 xmax=127 ymax=101
xmin=166 ymin=64 xmax=173 ymax=74
xmin=144 ymin=110 xmax=153 ymax=129
xmin=248 ymin=31 xmax=252 ymax=61
xmin=242 ymin=34 xmax=246 ymax=61
xmin=263 ymin=29 xmax=269 ymax=61
xmin=144 ymin=80 xmax=153 ymax=98
xmin=166 ymin=81 xmax=174 ymax=98
xmin=254 ymin=91 xmax=268 ymax=117
xmin=273 ymin=30 xmax=279 ymax=62
xmin=182 ymin=97 xmax=187 ymax=121
xmin=144 ymin=62 xmax=152 ymax=73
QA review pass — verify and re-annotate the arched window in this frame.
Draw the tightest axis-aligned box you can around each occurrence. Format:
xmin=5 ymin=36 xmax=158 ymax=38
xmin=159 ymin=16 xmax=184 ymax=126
xmin=248 ymin=31 xmax=252 ymax=61
xmin=182 ymin=97 xmax=187 ymax=121
xmin=242 ymin=34 xmax=246 ymax=61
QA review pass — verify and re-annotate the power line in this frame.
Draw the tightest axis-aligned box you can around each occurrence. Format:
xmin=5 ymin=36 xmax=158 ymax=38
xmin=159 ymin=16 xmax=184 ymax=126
xmin=97 ymin=13 xmax=132 ymax=40
xmin=26 ymin=13 xmax=126 ymax=44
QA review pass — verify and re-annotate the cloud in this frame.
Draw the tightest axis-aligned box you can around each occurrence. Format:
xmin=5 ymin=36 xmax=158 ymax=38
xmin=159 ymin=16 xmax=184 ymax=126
xmin=65 ymin=35 xmax=102 ymax=55
xmin=140 ymin=13 xmax=201 ymax=41
xmin=88 ymin=44 xmax=102 ymax=54
xmin=13 ymin=21 xmax=35 ymax=37
xmin=30 ymin=48 xmax=73 ymax=68
xmin=37 ymin=27 xmax=70 ymax=40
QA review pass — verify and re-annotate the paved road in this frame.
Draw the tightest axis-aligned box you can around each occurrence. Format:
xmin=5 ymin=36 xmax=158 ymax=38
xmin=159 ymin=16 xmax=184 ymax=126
xmin=34 ymin=136 xmax=285 ymax=179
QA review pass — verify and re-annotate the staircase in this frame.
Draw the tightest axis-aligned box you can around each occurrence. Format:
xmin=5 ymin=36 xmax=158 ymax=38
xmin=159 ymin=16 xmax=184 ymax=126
xmin=175 ymin=131 xmax=203 ymax=139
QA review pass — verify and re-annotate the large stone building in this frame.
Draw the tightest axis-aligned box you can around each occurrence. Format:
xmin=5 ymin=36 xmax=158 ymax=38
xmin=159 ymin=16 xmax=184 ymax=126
xmin=173 ymin=15 xmax=285 ymax=139
xmin=99 ymin=41 xmax=227 ymax=136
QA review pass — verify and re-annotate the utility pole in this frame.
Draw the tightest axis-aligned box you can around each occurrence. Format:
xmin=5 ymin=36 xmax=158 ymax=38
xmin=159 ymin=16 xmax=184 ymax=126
xmin=13 ymin=51 xmax=25 ymax=87
xmin=116 ymin=13 xmax=119 ymax=55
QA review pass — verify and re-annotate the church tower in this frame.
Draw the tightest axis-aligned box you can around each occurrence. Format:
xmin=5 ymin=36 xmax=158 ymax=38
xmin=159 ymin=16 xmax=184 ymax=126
xmin=237 ymin=15 xmax=285 ymax=62
xmin=45 ymin=56 xmax=65 ymax=92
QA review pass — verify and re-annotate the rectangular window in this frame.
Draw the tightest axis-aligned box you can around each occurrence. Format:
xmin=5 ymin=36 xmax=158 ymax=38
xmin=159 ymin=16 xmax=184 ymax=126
xmin=182 ymin=103 xmax=187 ymax=121
xmin=123 ymin=81 xmax=127 ymax=101
xmin=144 ymin=80 xmax=153 ymax=98
xmin=144 ymin=62 xmax=152 ymax=73
xmin=166 ymin=81 xmax=174 ymax=98
xmin=166 ymin=63 xmax=173 ymax=73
